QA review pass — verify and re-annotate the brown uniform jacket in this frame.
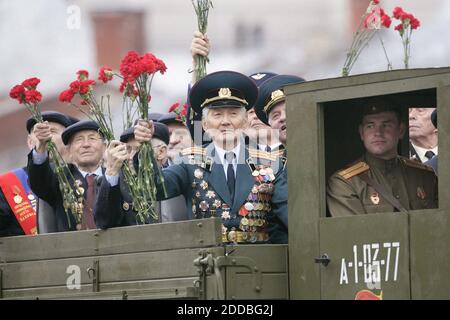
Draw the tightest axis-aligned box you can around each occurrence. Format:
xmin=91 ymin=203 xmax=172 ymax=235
xmin=327 ymin=153 xmax=438 ymax=217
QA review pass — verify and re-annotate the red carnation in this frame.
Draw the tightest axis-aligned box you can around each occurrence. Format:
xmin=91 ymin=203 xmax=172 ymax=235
xmin=21 ymin=77 xmax=40 ymax=89
xmin=169 ymin=102 xmax=180 ymax=113
xmin=77 ymin=70 xmax=89 ymax=80
xmin=381 ymin=12 xmax=391 ymax=28
xmin=98 ymin=67 xmax=114 ymax=83
xmin=59 ymin=89 xmax=75 ymax=103
xmin=410 ymin=17 xmax=420 ymax=29
xmin=393 ymin=7 xmax=405 ymax=20
xmin=9 ymin=84 xmax=26 ymax=103
xmin=394 ymin=23 xmax=403 ymax=31
xmin=119 ymin=50 xmax=167 ymax=83
xmin=79 ymin=79 xmax=96 ymax=94
xmin=155 ymin=58 xmax=167 ymax=74
xmin=372 ymin=0 xmax=379 ymax=4
xmin=181 ymin=107 xmax=187 ymax=117
xmin=24 ymin=90 xmax=42 ymax=104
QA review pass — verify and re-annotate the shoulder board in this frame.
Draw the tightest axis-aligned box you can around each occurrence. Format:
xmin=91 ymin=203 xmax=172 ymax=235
xmin=400 ymin=157 xmax=434 ymax=172
xmin=181 ymin=147 xmax=207 ymax=156
xmin=338 ymin=161 xmax=370 ymax=179
xmin=248 ymin=148 xmax=276 ymax=161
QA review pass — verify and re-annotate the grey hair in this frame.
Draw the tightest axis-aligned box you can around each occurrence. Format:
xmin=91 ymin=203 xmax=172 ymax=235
xmin=151 ymin=137 xmax=167 ymax=148
xmin=202 ymin=106 xmax=247 ymax=119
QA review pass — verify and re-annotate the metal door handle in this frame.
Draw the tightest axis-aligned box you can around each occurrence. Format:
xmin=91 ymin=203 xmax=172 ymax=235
xmin=315 ymin=254 xmax=331 ymax=267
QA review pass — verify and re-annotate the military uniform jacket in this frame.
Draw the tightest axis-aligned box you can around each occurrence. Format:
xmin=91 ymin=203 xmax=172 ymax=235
xmin=27 ymin=151 xmax=103 ymax=232
xmin=327 ymin=153 xmax=438 ymax=217
xmin=154 ymin=142 xmax=288 ymax=244
xmin=95 ymin=169 xmax=189 ymax=229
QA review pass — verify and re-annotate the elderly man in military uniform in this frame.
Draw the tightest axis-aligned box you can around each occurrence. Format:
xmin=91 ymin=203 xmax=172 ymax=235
xmin=134 ymin=71 xmax=288 ymax=244
xmin=28 ymin=120 xmax=108 ymax=231
xmin=254 ymin=74 xmax=305 ymax=158
xmin=94 ymin=122 xmax=188 ymax=228
xmin=327 ymin=99 xmax=438 ymax=217
xmin=246 ymin=72 xmax=283 ymax=153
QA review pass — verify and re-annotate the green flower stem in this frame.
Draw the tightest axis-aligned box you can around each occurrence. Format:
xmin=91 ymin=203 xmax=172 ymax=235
xmin=27 ymin=103 xmax=83 ymax=228
xmin=192 ymin=0 xmax=213 ymax=81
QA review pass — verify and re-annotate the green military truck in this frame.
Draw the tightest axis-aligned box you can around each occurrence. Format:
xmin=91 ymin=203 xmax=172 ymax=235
xmin=0 ymin=67 xmax=448 ymax=299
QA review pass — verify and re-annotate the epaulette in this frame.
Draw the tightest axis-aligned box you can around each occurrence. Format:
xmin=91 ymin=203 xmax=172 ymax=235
xmin=248 ymin=148 xmax=276 ymax=161
xmin=181 ymin=146 xmax=207 ymax=156
xmin=338 ymin=161 xmax=370 ymax=179
xmin=400 ymin=157 xmax=434 ymax=172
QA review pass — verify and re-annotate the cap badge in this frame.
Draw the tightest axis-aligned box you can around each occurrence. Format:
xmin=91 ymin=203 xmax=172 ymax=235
xmin=251 ymin=73 xmax=266 ymax=80
xmin=218 ymin=88 xmax=232 ymax=99
xmin=271 ymin=89 xmax=284 ymax=100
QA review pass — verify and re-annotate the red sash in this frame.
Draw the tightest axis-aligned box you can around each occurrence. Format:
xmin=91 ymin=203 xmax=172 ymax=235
xmin=0 ymin=172 xmax=37 ymax=235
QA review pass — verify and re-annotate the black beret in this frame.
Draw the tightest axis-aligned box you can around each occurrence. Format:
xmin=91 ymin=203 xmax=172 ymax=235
xmin=26 ymin=111 xmax=72 ymax=133
xmin=158 ymin=112 xmax=182 ymax=125
xmin=62 ymin=120 xmax=102 ymax=145
xmin=153 ymin=122 xmax=170 ymax=146
xmin=120 ymin=127 xmax=135 ymax=143
xmin=67 ymin=115 xmax=80 ymax=126
xmin=189 ymin=71 xmax=258 ymax=114
xmin=149 ymin=112 xmax=163 ymax=121
xmin=248 ymin=72 xmax=278 ymax=87
xmin=254 ymin=75 xmax=305 ymax=125
xmin=431 ymin=109 xmax=437 ymax=128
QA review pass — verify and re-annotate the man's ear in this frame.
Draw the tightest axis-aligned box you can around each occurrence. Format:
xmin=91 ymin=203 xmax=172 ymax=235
xmin=202 ymin=118 xmax=208 ymax=131
xmin=358 ymin=124 xmax=364 ymax=142
xmin=27 ymin=134 xmax=35 ymax=150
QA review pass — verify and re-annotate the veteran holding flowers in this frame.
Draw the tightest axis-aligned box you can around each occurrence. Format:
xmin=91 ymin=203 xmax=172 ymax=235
xmin=133 ymin=71 xmax=288 ymax=244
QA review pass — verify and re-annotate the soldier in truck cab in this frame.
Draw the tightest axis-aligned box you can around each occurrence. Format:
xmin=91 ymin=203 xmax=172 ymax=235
xmin=327 ymin=98 xmax=438 ymax=217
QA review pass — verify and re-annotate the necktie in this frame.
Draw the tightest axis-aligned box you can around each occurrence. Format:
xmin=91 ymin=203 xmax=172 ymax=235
xmin=225 ymin=152 xmax=235 ymax=202
xmin=81 ymin=174 xmax=97 ymax=230
xmin=424 ymin=150 xmax=435 ymax=160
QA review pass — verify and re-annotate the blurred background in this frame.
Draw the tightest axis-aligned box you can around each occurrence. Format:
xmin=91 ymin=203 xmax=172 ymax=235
xmin=0 ymin=0 xmax=449 ymax=171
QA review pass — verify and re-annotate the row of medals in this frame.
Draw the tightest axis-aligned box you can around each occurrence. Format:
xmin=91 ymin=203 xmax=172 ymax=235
xmin=237 ymin=166 xmax=275 ymax=239
xmin=191 ymin=165 xmax=275 ymax=242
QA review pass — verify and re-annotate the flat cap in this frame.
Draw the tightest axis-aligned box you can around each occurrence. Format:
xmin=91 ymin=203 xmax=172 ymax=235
xmin=26 ymin=111 xmax=72 ymax=133
xmin=62 ymin=120 xmax=102 ymax=145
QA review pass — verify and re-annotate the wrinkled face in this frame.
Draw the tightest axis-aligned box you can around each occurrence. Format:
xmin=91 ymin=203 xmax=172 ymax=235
xmin=409 ymin=107 xmax=437 ymax=139
xmin=359 ymin=111 xmax=405 ymax=160
xmin=68 ymin=130 xmax=106 ymax=168
xmin=267 ymin=102 xmax=286 ymax=145
xmin=245 ymin=108 xmax=275 ymax=143
xmin=29 ymin=122 xmax=68 ymax=159
xmin=126 ymin=137 xmax=140 ymax=163
xmin=247 ymin=108 xmax=267 ymax=130
xmin=167 ymin=123 xmax=193 ymax=153
xmin=202 ymin=107 xmax=247 ymax=148
xmin=151 ymin=138 xmax=168 ymax=165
